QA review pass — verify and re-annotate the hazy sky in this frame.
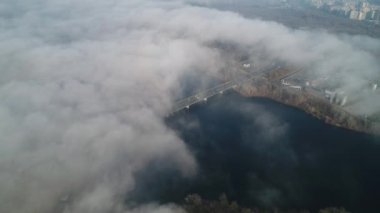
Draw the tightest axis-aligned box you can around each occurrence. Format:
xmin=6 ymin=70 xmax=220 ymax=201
xmin=0 ymin=0 xmax=379 ymax=213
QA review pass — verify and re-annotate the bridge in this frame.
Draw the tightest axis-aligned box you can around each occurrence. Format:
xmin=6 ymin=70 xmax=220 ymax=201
xmin=171 ymin=63 xmax=281 ymax=113
xmin=171 ymin=80 xmax=238 ymax=113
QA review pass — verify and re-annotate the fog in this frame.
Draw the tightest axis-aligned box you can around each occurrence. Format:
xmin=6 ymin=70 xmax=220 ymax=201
xmin=0 ymin=0 xmax=379 ymax=212
xmin=165 ymin=93 xmax=380 ymax=212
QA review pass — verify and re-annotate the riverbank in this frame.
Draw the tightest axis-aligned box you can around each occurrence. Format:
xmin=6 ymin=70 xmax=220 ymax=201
xmin=235 ymin=77 xmax=379 ymax=135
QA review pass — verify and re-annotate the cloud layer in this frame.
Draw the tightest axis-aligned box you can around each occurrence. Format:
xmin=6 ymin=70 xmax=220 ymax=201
xmin=0 ymin=0 xmax=379 ymax=212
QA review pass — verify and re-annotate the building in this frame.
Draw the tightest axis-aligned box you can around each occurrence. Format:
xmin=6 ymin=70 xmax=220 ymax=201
xmin=358 ymin=11 xmax=367 ymax=20
xmin=373 ymin=83 xmax=378 ymax=91
xmin=350 ymin=10 xmax=360 ymax=19
xmin=310 ymin=0 xmax=380 ymax=23
xmin=311 ymin=0 xmax=324 ymax=8
xmin=368 ymin=10 xmax=380 ymax=21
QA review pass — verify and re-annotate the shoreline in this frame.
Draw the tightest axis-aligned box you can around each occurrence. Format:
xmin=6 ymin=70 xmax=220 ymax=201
xmin=234 ymin=77 xmax=379 ymax=135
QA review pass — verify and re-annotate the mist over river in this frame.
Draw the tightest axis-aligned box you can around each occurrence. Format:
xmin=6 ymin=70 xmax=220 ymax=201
xmin=131 ymin=91 xmax=380 ymax=213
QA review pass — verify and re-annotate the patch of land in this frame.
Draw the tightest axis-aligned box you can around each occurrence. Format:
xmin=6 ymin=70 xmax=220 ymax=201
xmin=233 ymin=66 xmax=379 ymax=134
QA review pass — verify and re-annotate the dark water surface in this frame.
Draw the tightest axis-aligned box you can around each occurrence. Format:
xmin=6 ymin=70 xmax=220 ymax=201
xmin=133 ymin=91 xmax=380 ymax=213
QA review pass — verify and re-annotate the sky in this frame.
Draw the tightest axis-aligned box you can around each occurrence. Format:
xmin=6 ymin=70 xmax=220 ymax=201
xmin=0 ymin=0 xmax=379 ymax=213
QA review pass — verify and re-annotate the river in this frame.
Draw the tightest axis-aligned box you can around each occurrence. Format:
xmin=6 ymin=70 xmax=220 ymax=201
xmin=132 ymin=91 xmax=380 ymax=213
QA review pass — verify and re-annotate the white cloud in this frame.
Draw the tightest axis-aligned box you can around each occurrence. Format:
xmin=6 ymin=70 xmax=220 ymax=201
xmin=0 ymin=0 xmax=379 ymax=212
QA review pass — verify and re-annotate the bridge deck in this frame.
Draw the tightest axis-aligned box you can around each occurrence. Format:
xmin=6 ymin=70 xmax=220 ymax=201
xmin=171 ymin=63 xmax=281 ymax=113
xmin=172 ymin=80 xmax=238 ymax=113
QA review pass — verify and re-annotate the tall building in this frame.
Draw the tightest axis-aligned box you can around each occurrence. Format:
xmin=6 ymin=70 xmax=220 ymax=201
xmin=309 ymin=0 xmax=380 ymax=23
xmin=373 ymin=10 xmax=380 ymax=20
xmin=311 ymin=0 xmax=324 ymax=8
xmin=367 ymin=10 xmax=380 ymax=20
xmin=358 ymin=11 xmax=367 ymax=20
xmin=350 ymin=10 xmax=360 ymax=19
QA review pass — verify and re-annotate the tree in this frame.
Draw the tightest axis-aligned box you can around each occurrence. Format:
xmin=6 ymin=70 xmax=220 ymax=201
xmin=319 ymin=207 xmax=351 ymax=213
